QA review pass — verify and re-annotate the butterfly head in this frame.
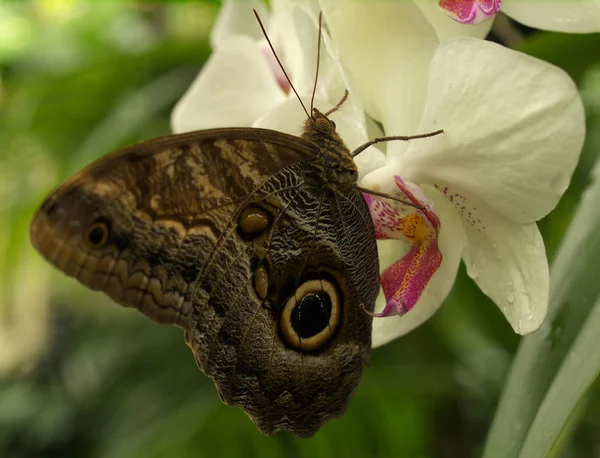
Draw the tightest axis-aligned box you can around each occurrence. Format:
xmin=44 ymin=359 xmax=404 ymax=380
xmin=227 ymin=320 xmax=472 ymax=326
xmin=302 ymin=108 xmax=350 ymax=157
xmin=301 ymin=108 xmax=359 ymax=189
xmin=307 ymin=108 xmax=336 ymax=133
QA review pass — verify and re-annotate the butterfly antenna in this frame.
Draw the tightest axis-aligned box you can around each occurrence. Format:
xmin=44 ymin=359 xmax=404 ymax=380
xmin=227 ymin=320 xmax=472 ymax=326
xmin=324 ymin=89 xmax=349 ymax=117
xmin=253 ymin=9 xmax=310 ymax=119
xmin=310 ymin=12 xmax=323 ymax=115
xmin=351 ymin=129 xmax=444 ymax=158
xmin=353 ymin=130 xmax=445 ymax=210
xmin=357 ymin=186 xmax=423 ymax=210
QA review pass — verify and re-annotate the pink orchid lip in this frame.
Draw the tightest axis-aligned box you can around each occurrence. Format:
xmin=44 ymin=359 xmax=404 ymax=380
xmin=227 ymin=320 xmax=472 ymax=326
xmin=438 ymin=0 xmax=501 ymax=25
xmin=363 ymin=177 xmax=443 ymax=318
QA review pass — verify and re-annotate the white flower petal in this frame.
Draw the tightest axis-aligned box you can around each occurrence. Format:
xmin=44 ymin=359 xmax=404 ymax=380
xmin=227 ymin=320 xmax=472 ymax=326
xmin=270 ymin=1 xmax=358 ymax=121
xmin=287 ymin=0 xmax=322 ymax=22
xmin=360 ymin=164 xmax=401 ymax=196
xmin=268 ymin=0 xmax=332 ymax=95
xmin=285 ymin=4 xmax=349 ymax=105
xmin=210 ymin=0 xmax=268 ymax=48
xmin=335 ymin=115 xmax=386 ymax=179
xmin=460 ymin=197 xmax=549 ymax=334
xmin=268 ymin=1 xmax=352 ymax=107
xmin=415 ymin=0 xmax=493 ymax=41
xmin=320 ymin=0 xmax=439 ymax=135
xmin=253 ymin=96 xmax=309 ymax=136
xmin=399 ymin=38 xmax=585 ymax=224
xmin=171 ymin=36 xmax=285 ymax=134
xmin=502 ymin=0 xmax=600 ymax=33
xmin=268 ymin=0 xmax=305 ymax=89
xmin=353 ymin=145 xmax=387 ymax=181
xmin=371 ymin=186 xmax=466 ymax=347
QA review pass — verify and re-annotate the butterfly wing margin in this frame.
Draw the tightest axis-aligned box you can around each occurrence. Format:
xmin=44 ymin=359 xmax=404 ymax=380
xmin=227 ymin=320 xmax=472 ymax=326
xmin=29 ymin=128 xmax=316 ymax=327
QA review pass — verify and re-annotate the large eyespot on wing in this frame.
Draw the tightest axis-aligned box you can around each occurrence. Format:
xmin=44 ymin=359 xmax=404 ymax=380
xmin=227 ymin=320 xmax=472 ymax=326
xmin=84 ymin=219 xmax=110 ymax=249
xmin=189 ymin=183 xmax=380 ymax=438
xmin=29 ymin=128 xmax=315 ymax=328
xmin=279 ymin=278 xmax=341 ymax=351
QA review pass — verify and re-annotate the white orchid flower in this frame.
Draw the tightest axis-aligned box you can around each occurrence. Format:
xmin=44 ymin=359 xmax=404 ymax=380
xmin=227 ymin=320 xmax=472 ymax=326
xmin=172 ymin=0 xmax=386 ymax=176
xmin=171 ymin=0 xmax=585 ymax=348
xmin=321 ymin=1 xmax=585 ymax=345
xmin=434 ymin=0 xmax=600 ymax=33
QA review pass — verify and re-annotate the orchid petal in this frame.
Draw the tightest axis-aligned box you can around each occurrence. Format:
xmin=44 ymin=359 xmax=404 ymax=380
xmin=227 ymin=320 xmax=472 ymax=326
xmin=210 ymin=0 xmax=268 ymax=48
xmin=267 ymin=0 xmax=305 ymax=91
xmin=275 ymin=0 xmax=373 ymax=142
xmin=460 ymin=195 xmax=549 ymax=334
xmin=320 ymin=0 xmax=439 ymax=135
xmin=399 ymin=38 xmax=585 ymax=224
xmin=502 ymin=0 xmax=600 ymax=33
xmin=364 ymin=177 xmax=443 ymax=316
xmin=171 ymin=36 xmax=285 ymax=134
xmin=376 ymin=239 xmax=443 ymax=316
xmin=268 ymin=2 xmax=364 ymax=122
xmin=352 ymin=143 xmax=387 ymax=180
xmin=370 ymin=186 xmax=466 ymax=347
xmin=253 ymin=96 xmax=310 ymax=136
xmin=415 ymin=0 xmax=493 ymax=41
xmin=269 ymin=0 xmax=336 ymax=97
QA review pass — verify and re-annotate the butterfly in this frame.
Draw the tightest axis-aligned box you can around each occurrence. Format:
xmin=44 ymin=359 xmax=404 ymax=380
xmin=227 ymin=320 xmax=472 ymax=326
xmin=29 ymin=10 xmax=441 ymax=437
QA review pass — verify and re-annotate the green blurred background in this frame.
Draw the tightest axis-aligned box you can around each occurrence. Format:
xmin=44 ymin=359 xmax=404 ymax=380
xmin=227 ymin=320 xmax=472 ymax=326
xmin=0 ymin=1 xmax=599 ymax=457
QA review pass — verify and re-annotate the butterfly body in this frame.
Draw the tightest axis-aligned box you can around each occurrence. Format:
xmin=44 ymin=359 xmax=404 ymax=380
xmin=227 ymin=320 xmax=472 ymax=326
xmin=30 ymin=110 xmax=379 ymax=437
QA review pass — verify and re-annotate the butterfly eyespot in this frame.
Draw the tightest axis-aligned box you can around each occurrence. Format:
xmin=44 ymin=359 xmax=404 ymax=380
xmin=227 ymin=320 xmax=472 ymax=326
xmin=239 ymin=206 xmax=272 ymax=239
xmin=84 ymin=220 xmax=110 ymax=248
xmin=280 ymin=279 xmax=340 ymax=351
xmin=253 ymin=263 xmax=269 ymax=300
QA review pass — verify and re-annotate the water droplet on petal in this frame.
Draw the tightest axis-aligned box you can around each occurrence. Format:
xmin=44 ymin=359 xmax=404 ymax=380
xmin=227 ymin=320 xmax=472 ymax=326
xmin=506 ymin=290 xmax=514 ymax=304
xmin=466 ymin=261 xmax=479 ymax=279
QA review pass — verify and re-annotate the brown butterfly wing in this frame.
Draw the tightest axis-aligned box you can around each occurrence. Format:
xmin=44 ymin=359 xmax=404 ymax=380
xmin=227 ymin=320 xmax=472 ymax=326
xmin=186 ymin=161 xmax=379 ymax=437
xmin=30 ymin=128 xmax=314 ymax=326
xmin=30 ymin=128 xmax=380 ymax=437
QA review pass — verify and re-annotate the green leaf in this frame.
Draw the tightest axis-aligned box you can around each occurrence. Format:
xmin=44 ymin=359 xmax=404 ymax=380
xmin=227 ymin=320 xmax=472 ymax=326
xmin=518 ymin=33 xmax=600 ymax=85
xmin=522 ymin=294 xmax=600 ymax=457
xmin=483 ymin=140 xmax=600 ymax=457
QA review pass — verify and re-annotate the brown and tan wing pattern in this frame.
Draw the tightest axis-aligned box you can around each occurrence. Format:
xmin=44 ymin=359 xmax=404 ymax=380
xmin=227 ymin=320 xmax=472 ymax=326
xmin=184 ymin=168 xmax=380 ymax=437
xmin=29 ymin=127 xmax=380 ymax=437
xmin=30 ymin=128 xmax=315 ymax=327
